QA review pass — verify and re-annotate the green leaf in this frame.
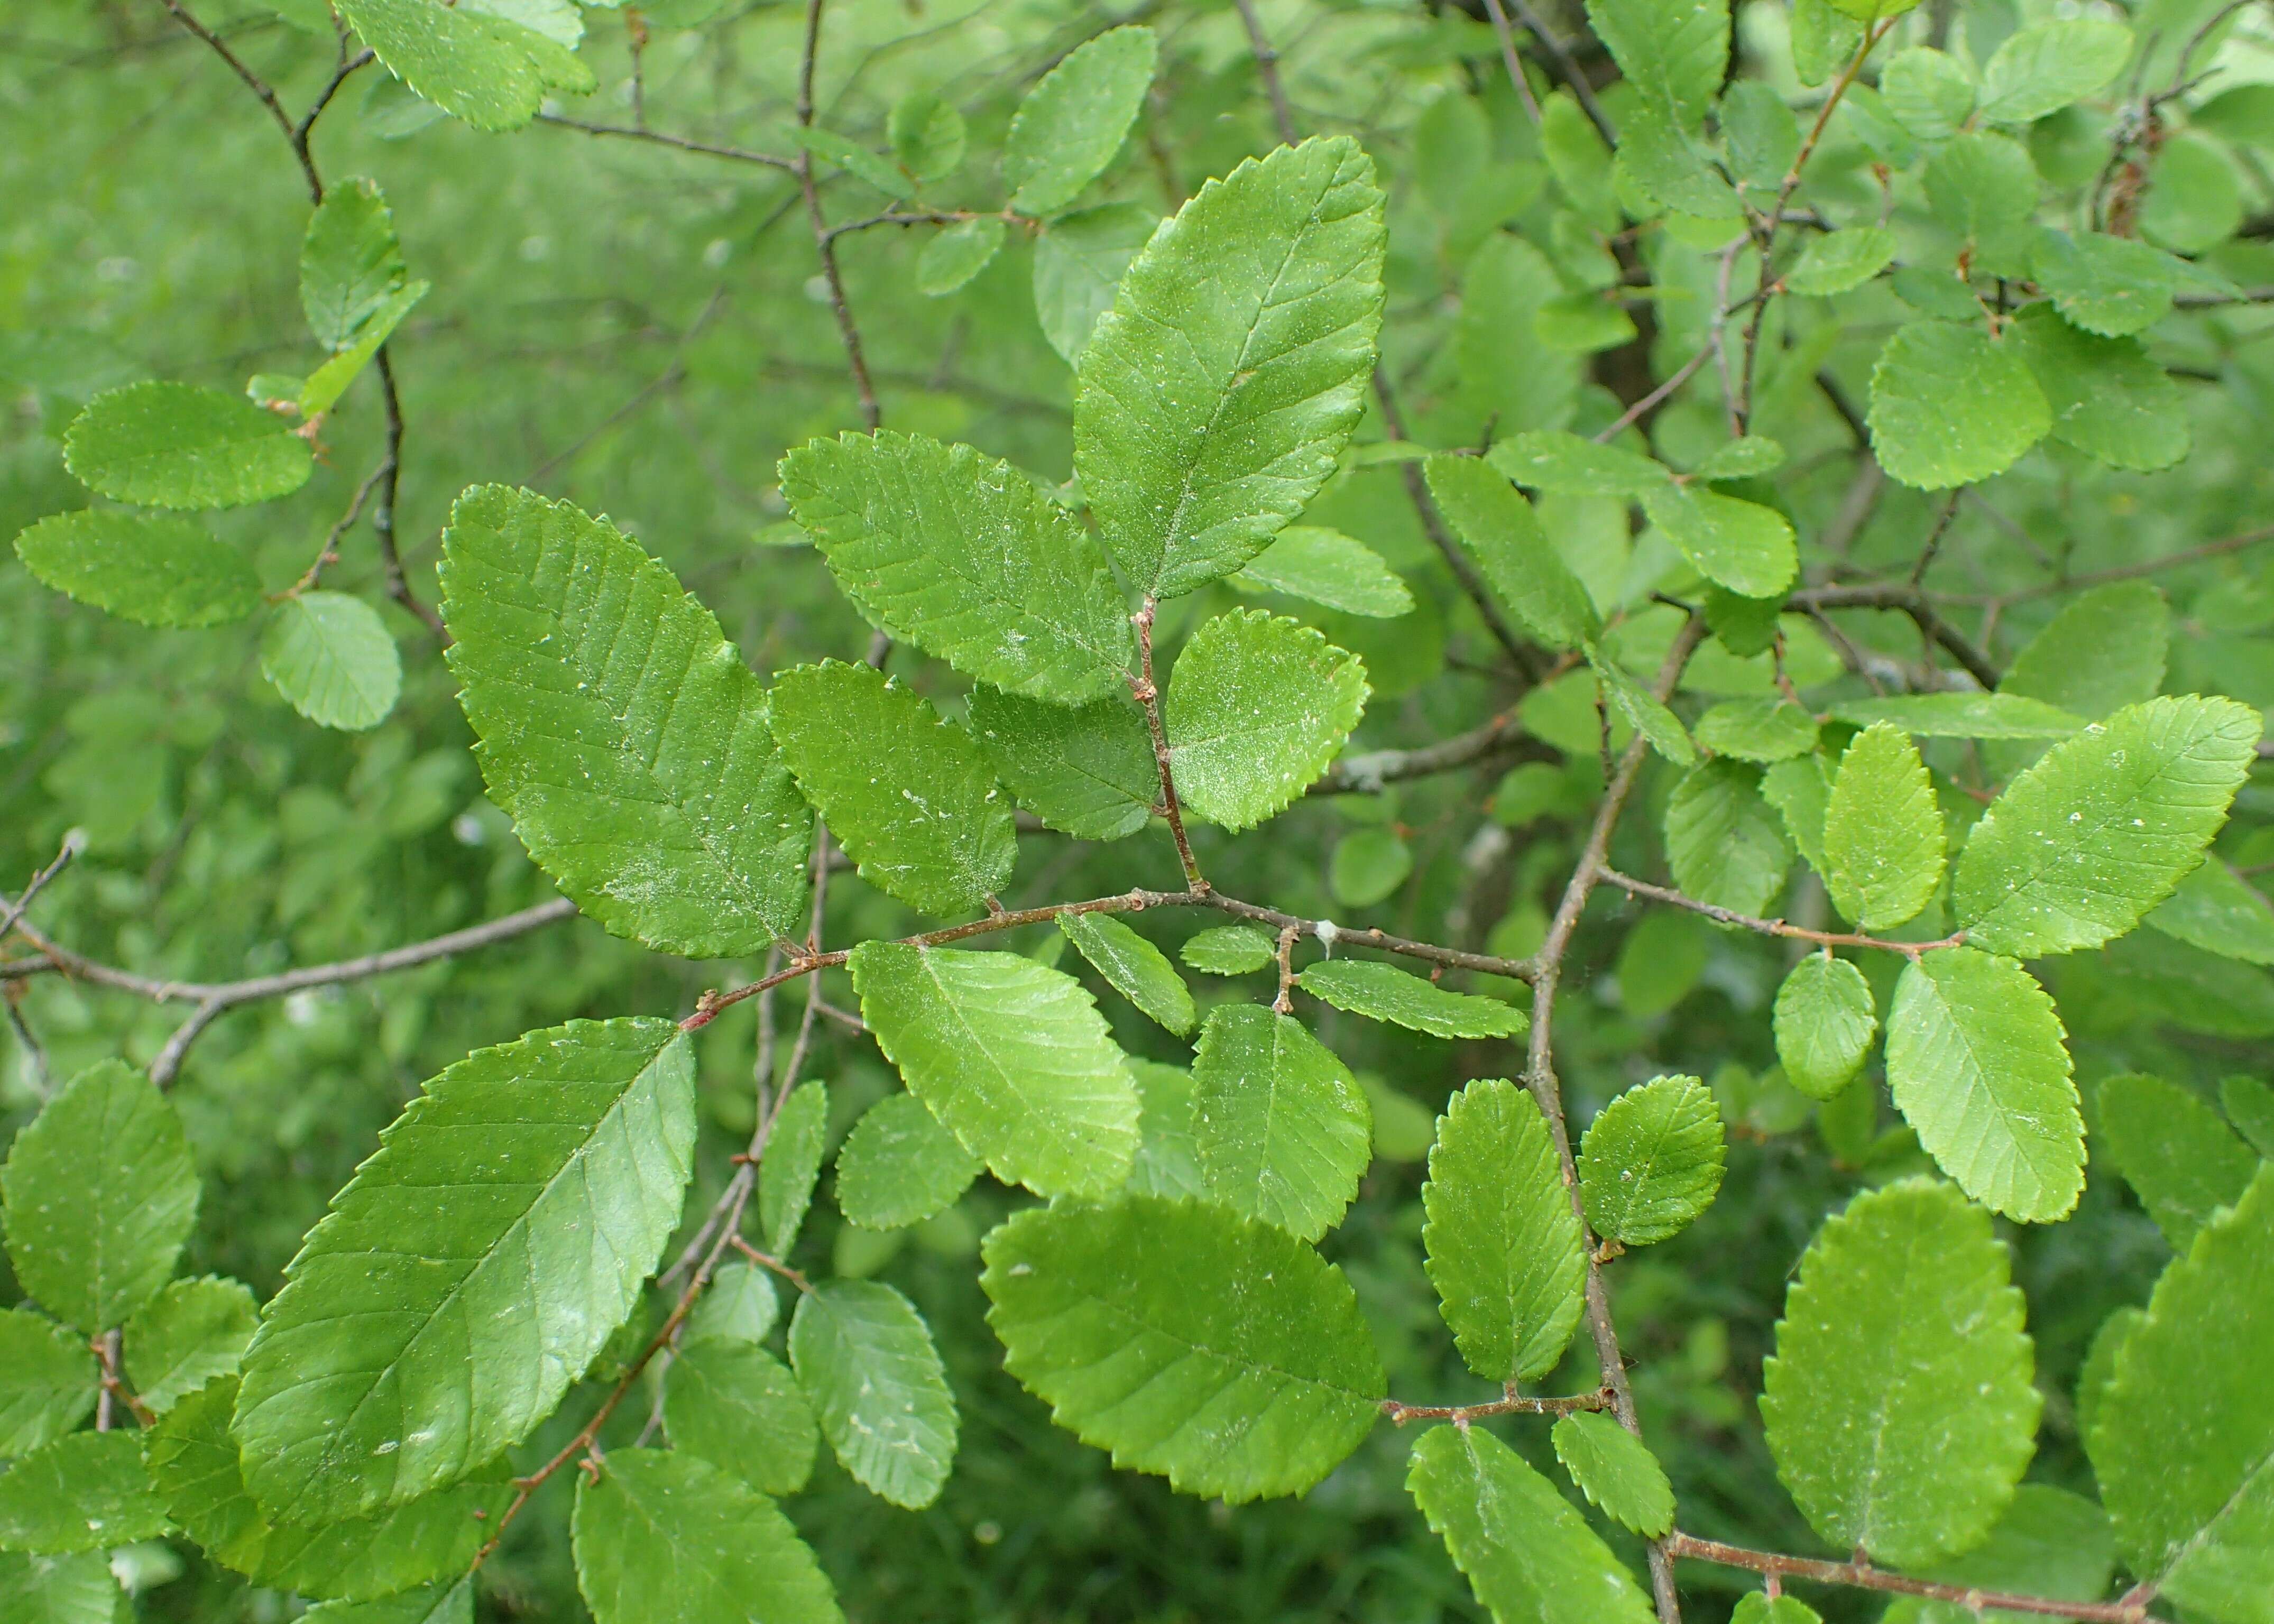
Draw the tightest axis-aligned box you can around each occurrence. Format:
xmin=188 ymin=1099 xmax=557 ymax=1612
xmin=1642 ymin=485 xmax=1797 ymax=598
xmin=2001 ymin=580 xmax=2169 ymax=722
xmin=263 ymin=591 xmax=402 ymax=731
xmin=1234 ymin=526 xmax=1413 ymax=619
xmin=684 ymin=1261 xmax=778 ymax=1347
xmin=1421 ymin=1078 xmax=1585 ymax=1383
xmin=301 ymin=178 xmax=407 ymax=350
xmin=1868 ymin=321 xmax=2050 ymax=490
xmin=1925 ymin=133 xmax=2039 ymax=276
xmin=0 ymin=1312 xmax=95 ymax=1460
xmin=1424 ymin=452 xmax=1601 ymax=649
xmin=786 ymin=125 xmax=908 ymax=197
xmin=146 ymin=1378 xmax=511 ymax=1600
xmin=1060 ymin=911 xmax=1194 ymax=1036
xmin=1181 ymin=925 xmax=1277 ymax=975
xmin=1665 ymin=760 xmax=1791 ymax=915
xmin=0 ymin=1433 xmax=168 ymax=1554
xmin=1823 ymin=723 xmax=1944 ymax=929
xmin=967 ymin=687 xmax=1156 ymax=842
xmin=1977 ymin=19 xmax=2131 ymax=125
xmin=1585 ymin=0 xmax=1726 ymax=135
xmin=1773 ymin=954 xmax=1877 ymax=1101
xmin=888 ymin=90 xmax=964 ymax=181
xmin=1003 ymin=25 xmax=1156 ymax=216
xmin=2092 ymin=1164 xmax=2274 ymax=1618
xmin=0 ymin=1551 xmax=120 ymax=1624
xmin=1953 ymin=695 xmax=2261 ymax=957
xmin=1165 ymin=610 xmax=1368 ymax=831
xmin=1763 ymin=752 xmax=1836 ymax=875
xmin=771 ymin=660 xmax=1014 ymax=917
xmin=1297 ymin=959 xmax=1526 ymax=1039
xmin=1691 ymin=435 xmax=1787 ymax=481
xmin=779 ymin=431 xmax=1131 ymax=702
xmin=2032 ymin=230 xmax=2181 ymax=337
xmin=2007 ymin=305 xmax=2190 ymax=473
xmin=982 ymin=1194 xmax=1385 ymax=1502
xmin=572 ymin=1449 xmax=842 ymax=1624
xmin=1881 ymin=1485 xmax=2115 ymax=1624
xmin=1127 ymin=1060 xmax=1207 ymax=1199
xmin=1330 ymin=826 xmax=1413 ymax=907
xmin=1591 ymin=652 xmax=1700 ymax=767
xmin=14 ymin=510 xmax=263 ymax=627
xmin=302 ymin=1580 xmax=472 ymax=1624
xmin=1578 ymin=1075 xmax=1726 ymax=1246
xmin=1827 ymin=692 xmax=2084 ymax=738
xmin=788 ymin=1279 xmax=956 ymax=1509
xmin=2147 ymin=859 xmax=2274 ymax=964
xmin=1762 ymin=1178 xmax=2040 ymax=1568
xmin=1732 ymin=1598 xmax=1822 ymax=1624
xmin=2096 ymin=1073 xmax=2258 ymax=1248
xmin=2 ymin=1059 xmax=197 ymax=1335
xmin=233 ymin=1019 xmax=696 ymax=1522
xmin=2140 ymin=133 xmax=2245 ymax=253
xmin=336 ymin=0 xmax=584 ymax=132
xmin=1191 ymin=1004 xmax=1372 ymax=1242
xmin=663 ymin=1341 xmax=817 ymax=1498
xmin=298 ymin=279 xmax=427 ymax=417
xmin=2223 ymin=1076 xmax=2274 ymax=1159
xmin=1074 ymin=137 xmax=1386 ymax=598
xmin=1032 ymin=203 xmax=1157 ymax=367
xmin=1407 ymin=1424 xmax=1656 ymax=1624
xmin=123 ymin=1277 xmax=257 ymax=1415
xmin=835 ymin=1093 xmax=981 ymax=1230
xmin=1552 ymin=1411 xmax=1674 ymax=1538
xmin=1696 ymin=698 xmax=1818 ymax=763
xmin=1792 ymin=0 xmax=1867 ymax=79
xmin=1885 ymin=948 xmax=2082 ymax=1221
xmin=849 ymin=941 xmax=1139 ymax=1197
xmin=1487 ymin=429 xmax=1667 ymax=497
xmin=441 ymin=485 xmax=812 ymax=956
xmin=916 ymin=218 xmax=1004 ymax=296
xmin=63 ymin=381 xmax=312 ymax=509
xmin=1783 ymin=226 xmax=1897 ymax=296
xmin=759 ymin=1079 xmax=827 ymax=1257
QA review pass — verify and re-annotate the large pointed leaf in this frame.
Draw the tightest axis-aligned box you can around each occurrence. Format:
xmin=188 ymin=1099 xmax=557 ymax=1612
xmin=778 ymin=430 xmax=1133 ymax=702
xmin=1074 ymin=137 xmax=1386 ymax=598
xmin=1 ymin=1059 xmax=197 ymax=1336
xmin=981 ymin=1194 xmax=1385 ymax=1502
xmin=787 ymin=1280 xmax=956 ymax=1509
xmin=233 ymin=1019 xmax=697 ymax=1522
xmin=1823 ymin=723 xmax=1944 ymax=930
xmin=1953 ymin=695 xmax=2261 ymax=958
xmin=1885 ymin=947 xmax=2080 ymax=1221
xmin=1578 ymin=1075 xmax=1726 ymax=1246
xmin=1165 ymin=609 xmax=1367 ymax=831
xmin=146 ymin=1378 xmax=511 ymax=1601
xmin=441 ymin=484 xmax=812 ymax=957
xmin=572 ymin=1449 xmax=842 ymax=1624
xmin=1190 ymin=1003 xmax=1372 ymax=1243
xmin=1762 ymin=1178 xmax=2040 ymax=1569
xmin=1407 ymin=1424 xmax=1656 ymax=1624
xmin=771 ymin=660 xmax=1014 ymax=917
xmin=1421 ymin=1079 xmax=1586 ymax=1383
xmin=2092 ymin=1165 xmax=2274 ymax=1619
xmin=849 ymin=942 xmax=1139 ymax=1197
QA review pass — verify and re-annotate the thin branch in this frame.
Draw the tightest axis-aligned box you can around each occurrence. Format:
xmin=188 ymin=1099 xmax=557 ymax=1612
xmin=4 ymin=899 xmax=579 ymax=1084
xmin=794 ymin=0 xmax=880 ymax=430
xmin=1499 ymin=0 xmax=1617 ymax=144
xmin=1312 ymin=709 xmax=1546 ymax=795
xmin=372 ymin=350 xmax=445 ymax=639
xmin=295 ymin=45 xmax=374 ymax=147
xmin=1596 ymin=870 xmax=1963 ymax=957
xmin=1935 ymin=522 xmax=2274 ymax=606
xmin=0 ymin=837 xmax=81 ymax=944
xmin=536 ymin=113 xmax=796 ymax=171
xmin=158 ymin=0 xmax=311 ymax=197
xmin=1475 ymin=0 xmax=1544 ymax=124
xmin=1382 ymin=1385 xmax=1614 ymax=1425
xmin=1131 ymin=598 xmax=1207 ymax=893
xmin=1663 ymin=1533 xmax=2152 ymax=1622
xmin=1795 ymin=584 xmax=2002 ymax=689
xmin=1230 ymin=0 xmax=1299 ymax=145
xmin=1525 ymin=614 xmax=1709 ymax=1624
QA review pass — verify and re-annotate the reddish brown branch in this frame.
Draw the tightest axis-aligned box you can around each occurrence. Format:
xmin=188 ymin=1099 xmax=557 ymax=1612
xmin=1663 ymin=1533 xmax=2153 ymax=1621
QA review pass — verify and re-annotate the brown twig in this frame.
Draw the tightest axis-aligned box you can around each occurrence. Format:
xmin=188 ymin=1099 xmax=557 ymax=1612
xmin=94 ymin=1331 xmax=156 ymax=1431
xmin=794 ymin=0 xmax=880 ymax=430
xmin=536 ymin=113 xmax=795 ymax=171
xmin=1380 ymin=1385 xmax=1614 ymax=1425
xmin=1129 ymin=599 xmax=1207 ymax=893
xmin=1595 ymin=870 xmax=1963 ymax=957
xmin=0 ymin=837 xmax=81 ymax=945
xmin=1230 ymin=0 xmax=1297 ymax=145
xmin=1662 ymin=1533 xmax=2153 ymax=1621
